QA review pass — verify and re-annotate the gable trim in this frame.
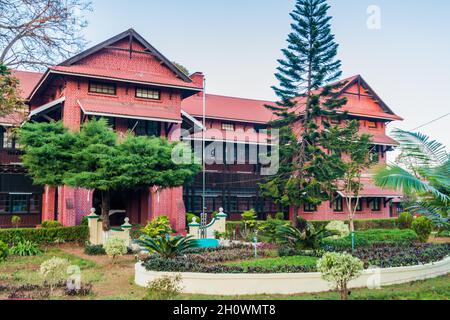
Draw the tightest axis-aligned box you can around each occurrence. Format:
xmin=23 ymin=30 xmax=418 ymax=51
xmin=58 ymin=28 xmax=193 ymax=83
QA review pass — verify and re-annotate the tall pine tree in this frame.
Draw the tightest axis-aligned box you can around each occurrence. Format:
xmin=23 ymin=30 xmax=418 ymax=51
xmin=261 ymin=0 xmax=348 ymax=225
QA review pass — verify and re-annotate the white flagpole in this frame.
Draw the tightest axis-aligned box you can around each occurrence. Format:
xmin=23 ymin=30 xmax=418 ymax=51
xmin=201 ymin=76 xmax=207 ymax=238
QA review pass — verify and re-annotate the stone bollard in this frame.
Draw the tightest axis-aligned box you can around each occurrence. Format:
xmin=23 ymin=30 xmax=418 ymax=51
xmin=188 ymin=217 xmax=201 ymax=239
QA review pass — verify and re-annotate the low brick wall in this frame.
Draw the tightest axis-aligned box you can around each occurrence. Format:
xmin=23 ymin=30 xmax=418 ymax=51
xmin=135 ymin=257 xmax=450 ymax=295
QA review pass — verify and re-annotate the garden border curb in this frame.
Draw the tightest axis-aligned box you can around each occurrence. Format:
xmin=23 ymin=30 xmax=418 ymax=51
xmin=134 ymin=256 xmax=450 ymax=295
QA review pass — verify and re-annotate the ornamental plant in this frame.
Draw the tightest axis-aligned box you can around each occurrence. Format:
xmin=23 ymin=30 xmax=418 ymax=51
xmin=41 ymin=220 xmax=63 ymax=229
xmin=104 ymin=236 xmax=128 ymax=262
xmin=40 ymin=257 xmax=70 ymax=295
xmin=325 ymin=221 xmax=350 ymax=240
xmin=141 ymin=215 xmax=174 ymax=239
xmin=397 ymin=212 xmax=413 ymax=229
xmin=316 ymin=252 xmax=364 ymax=300
xmin=137 ymin=235 xmax=195 ymax=259
xmin=10 ymin=240 xmax=42 ymax=256
xmin=145 ymin=274 xmax=183 ymax=300
xmin=412 ymin=216 xmax=433 ymax=243
xmin=11 ymin=215 xmax=21 ymax=228
xmin=0 ymin=240 xmax=8 ymax=262
xmin=241 ymin=209 xmax=257 ymax=230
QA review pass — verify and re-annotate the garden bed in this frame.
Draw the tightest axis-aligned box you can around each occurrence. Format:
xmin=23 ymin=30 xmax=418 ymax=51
xmin=135 ymin=256 xmax=450 ymax=295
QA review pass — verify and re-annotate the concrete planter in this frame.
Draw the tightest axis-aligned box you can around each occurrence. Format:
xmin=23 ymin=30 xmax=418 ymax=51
xmin=135 ymin=257 xmax=450 ymax=295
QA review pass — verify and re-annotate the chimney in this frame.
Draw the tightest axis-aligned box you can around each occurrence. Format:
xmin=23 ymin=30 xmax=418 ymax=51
xmin=190 ymin=72 xmax=204 ymax=96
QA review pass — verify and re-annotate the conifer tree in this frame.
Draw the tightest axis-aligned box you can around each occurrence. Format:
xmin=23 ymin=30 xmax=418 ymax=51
xmin=261 ymin=0 xmax=348 ymax=225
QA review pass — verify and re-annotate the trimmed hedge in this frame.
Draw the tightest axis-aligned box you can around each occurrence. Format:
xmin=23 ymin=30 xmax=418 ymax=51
xmin=226 ymin=218 xmax=398 ymax=233
xmin=322 ymin=229 xmax=418 ymax=250
xmin=0 ymin=226 xmax=88 ymax=245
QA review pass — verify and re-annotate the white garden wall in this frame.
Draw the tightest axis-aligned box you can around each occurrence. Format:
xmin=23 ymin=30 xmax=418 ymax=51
xmin=135 ymin=257 xmax=450 ymax=295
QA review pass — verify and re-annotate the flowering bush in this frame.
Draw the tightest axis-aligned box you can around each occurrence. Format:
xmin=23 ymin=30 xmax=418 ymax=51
xmin=317 ymin=252 xmax=364 ymax=300
xmin=145 ymin=274 xmax=183 ymax=300
xmin=141 ymin=216 xmax=174 ymax=238
xmin=325 ymin=221 xmax=350 ymax=239
xmin=39 ymin=257 xmax=69 ymax=294
xmin=104 ymin=236 xmax=128 ymax=261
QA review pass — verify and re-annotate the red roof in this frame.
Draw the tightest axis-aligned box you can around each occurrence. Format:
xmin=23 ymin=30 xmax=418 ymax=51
xmin=181 ymin=94 xmax=276 ymax=124
xmin=77 ymin=98 xmax=181 ymax=123
xmin=0 ymin=111 xmax=27 ymax=126
xmin=12 ymin=70 xmax=43 ymax=99
xmin=50 ymin=65 xmax=201 ymax=90
xmin=339 ymin=177 xmax=403 ymax=198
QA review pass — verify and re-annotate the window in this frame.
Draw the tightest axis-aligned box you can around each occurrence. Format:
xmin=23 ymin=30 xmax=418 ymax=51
xmin=367 ymin=121 xmax=378 ymax=129
xmin=371 ymin=198 xmax=381 ymax=211
xmin=2 ymin=129 xmax=20 ymax=149
xmin=352 ymin=199 xmax=363 ymax=212
xmin=333 ymin=197 xmax=343 ymax=212
xmin=304 ymin=203 xmax=317 ymax=212
xmin=89 ymin=82 xmax=116 ymax=95
xmin=370 ymin=146 xmax=380 ymax=163
xmin=129 ymin=120 xmax=160 ymax=137
xmin=222 ymin=123 xmax=235 ymax=131
xmin=0 ymin=193 xmax=41 ymax=215
xmin=136 ymin=87 xmax=160 ymax=100
xmin=330 ymin=118 xmax=341 ymax=125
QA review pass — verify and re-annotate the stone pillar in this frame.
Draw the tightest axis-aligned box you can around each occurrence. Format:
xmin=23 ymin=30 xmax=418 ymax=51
xmin=214 ymin=208 xmax=228 ymax=234
xmin=188 ymin=216 xmax=201 ymax=239
xmin=121 ymin=217 xmax=133 ymax=246
xmin=87 ymin=208 xmax=101 ymax=245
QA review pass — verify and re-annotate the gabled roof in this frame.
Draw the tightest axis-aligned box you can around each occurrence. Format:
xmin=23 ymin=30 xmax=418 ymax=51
xmin=59 ymin=28 xmax=192 ymax=83
xmin=294 ymin=75 xmax=403 ymax=121
xmin=181 ymin=93 xmax=276 ymax=124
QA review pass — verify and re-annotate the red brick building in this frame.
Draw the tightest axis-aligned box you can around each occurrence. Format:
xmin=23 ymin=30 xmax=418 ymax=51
xmin=0 ymin=29 xmax=403 ymax=229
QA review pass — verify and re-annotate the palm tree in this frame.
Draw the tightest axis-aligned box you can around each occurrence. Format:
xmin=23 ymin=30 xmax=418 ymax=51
xmin=374 ymin=129 xmax=449 ymax=228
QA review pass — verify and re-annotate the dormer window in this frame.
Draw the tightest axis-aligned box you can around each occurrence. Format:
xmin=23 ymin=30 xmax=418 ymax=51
xmin=89 ymin=81 xmax=116 ymax=95
xmin=222 ymin=123 xmax=235 ymax=131
xmin=136 ymin=87 xmax=160 ymax=100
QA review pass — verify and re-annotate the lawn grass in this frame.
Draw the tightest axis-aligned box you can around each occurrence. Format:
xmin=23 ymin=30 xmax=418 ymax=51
xmin=224 ymin=255 xmax=318 ymax=269
xmin=180 ymin=274 xmax=450 ymax=300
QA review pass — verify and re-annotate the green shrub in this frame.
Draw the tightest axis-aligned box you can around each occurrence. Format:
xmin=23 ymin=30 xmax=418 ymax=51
xmin=84 ymin=244 xmax=106 ymax=255
xmin=397 ymin=212 xmax=413 ymax=229
xmin=145 ymin=274 xmax=182 ymax=300
xmin=322 ymin=229 xmax=418 ymax=250
xmin=0 ymin=240 xmax=9 ymax=262
xmin=325 ymin=221 xmax=350 ymax=239
xmin=137 ymin=235 xmax=195 ymax=258
xmin=40 ymin=257 xmax=69 ymax=295
xmin=275 ymin=212 xmax=285 ymax=220
xmin=317 ymin=252 xmax=364 ymax=300
xmin=353 ymin=218 xmax=397 ymax=230
xmin=104 ymin=236 xmax=128 ymax=261
xmin=41 ymin=220 xmax=63 ymax=229
xmin=241 ymin=209 xmax=257 ymax=229
xmin=258 ymin=218 xmax=289 ymax=243
xmin=10 ymin=240 xmax=42 ymax=256
xmin=141 ymin=216 xmax=174 ymax=239
xmin=412 ymin=216 xmax=433 ymax=243
xmin=0 ymin=226 xmax=88 ymax=246
xmin=11 ymin=215 xmax=21 ymax=228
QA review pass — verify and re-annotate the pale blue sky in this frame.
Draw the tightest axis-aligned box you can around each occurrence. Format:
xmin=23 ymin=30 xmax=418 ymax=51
xmin=83 ymin=0 xmax=450 ymax=148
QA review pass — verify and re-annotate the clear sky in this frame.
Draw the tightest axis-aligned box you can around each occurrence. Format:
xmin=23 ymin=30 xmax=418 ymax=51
xmin=84 ymin=0 xmax=450 ymax=149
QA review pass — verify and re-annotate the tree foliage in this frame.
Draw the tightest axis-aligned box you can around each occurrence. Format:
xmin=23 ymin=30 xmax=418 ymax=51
xmin=0 ymin=0 xmax=92 ymax=69
xmin=374 ymin=129 xmax=449 ymax=229
xmin=19 ymin=119 xmax=201 ymax=230
xmin=0 ymin=63 xmax=26 ymax=116
xmin=260 ymin=0 xmax=349 ymax=225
